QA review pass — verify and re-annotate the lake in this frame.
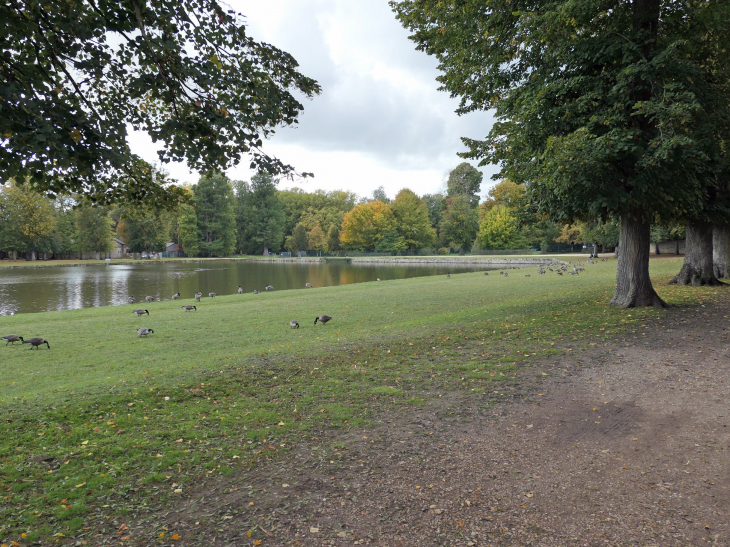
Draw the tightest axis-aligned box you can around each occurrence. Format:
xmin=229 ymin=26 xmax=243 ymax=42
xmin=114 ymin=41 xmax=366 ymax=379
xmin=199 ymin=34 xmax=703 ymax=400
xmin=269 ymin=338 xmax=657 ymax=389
xmin=0 ymin=260 xmax=493 ymax=315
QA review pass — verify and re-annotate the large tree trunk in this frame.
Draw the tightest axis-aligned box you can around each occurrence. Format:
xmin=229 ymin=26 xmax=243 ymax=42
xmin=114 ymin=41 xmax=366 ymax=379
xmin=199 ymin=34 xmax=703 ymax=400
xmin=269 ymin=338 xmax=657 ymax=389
xmin=713 ymin=222 xmax=730 ymax=279
xmin=610 ymin=209 xmax=667 ymax=308
xmin=263 ymin=244 xmax=269 ymax=256
xmin=669 ymin=222 xmax=724 ymax=286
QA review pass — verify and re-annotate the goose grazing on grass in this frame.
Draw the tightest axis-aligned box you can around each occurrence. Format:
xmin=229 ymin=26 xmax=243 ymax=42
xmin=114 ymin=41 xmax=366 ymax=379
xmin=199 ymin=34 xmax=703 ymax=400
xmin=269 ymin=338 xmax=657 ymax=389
xmin=290 ymin=320 xmax=300 ymax=329
xmin=128 ymin=296 xmax=135 ymax=303
xmin=238 ymin=286 xmax=243 ymax=294
xmin=172 ymin=292 xmax=180 ymax=300
xmin=182 ymin=305 xmax=197 ymax=311
xmin=484 ymin=271 xmax=489 ymax=276
xmin=314 ymin=314 xmax=332 ymax=326
xmin=446 ymin=273 xmax=451 ymax=278
xmin=305 ymin=283 xmax=312 ymax=288
xmin=208 ymin=292 xmax=217 ymax=298
xmin=253 ymin=289 xmax=260 ymax=294
xmin=2 ymin=334 xmax=23 ymax=346
xmin=265 ymin=285 xmax=274 ymax=291
xmin=137 ymin=328 xmax=154 ymax=337
xmin=195 ymin=292 xmax=202 ymax=301
xmin=145 ymin=296 xmax=155 ymax=303
xmin=23 ymin=337 xmax=50 ymax=349
xmin=134 ymin=308 xmax=149 ymax=316
xmin=377 ymin=278 xmax=381 ymax=282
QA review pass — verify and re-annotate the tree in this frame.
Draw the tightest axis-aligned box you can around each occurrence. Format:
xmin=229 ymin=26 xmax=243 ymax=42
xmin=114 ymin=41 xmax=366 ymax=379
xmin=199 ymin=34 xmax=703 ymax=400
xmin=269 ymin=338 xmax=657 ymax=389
xmin=177 ymin=202 xmax=200 ymax=257
xmin=326 ymin=225 xmax=341 ymax=253
xmin=0 ymin=182 xmax=57 ymax=259
xmin=195 ymin=173 xmax=236 ymax=257
xmin=392 ymin=0 xmax=730 ymax=307
xmin=389 ymin=189 xmax=436 ymax=249
xmin=446 ymin=163 xmax=482 ymax=207
xmin=1 ymin=1 xmax=320 ymax=209
xmin=308 ymin=225 xmax=327 ymax=254
xmin=371 ymin=186 xmax=391 ymax=204
xmin=421 ymin=193 xmax=445 ymax=233
xmin=476 ymin=205 xmax=524 ymax=250
xmin=340 ymin=200 xmax=396 ymax=250
xmin=291 ymin=223 xmax=309 ymax=253
xmin=240 ymin=173 xmax=285 ymax=255
xmin=124 ymin=213 xmax=166 ymax=254
xmin=440 ymin=195 xmax=478 ymax=250
xmin=481 ymin=180 xmax=525 ymax=214
xmin=75 ymin=203 xmax=115 ymax=257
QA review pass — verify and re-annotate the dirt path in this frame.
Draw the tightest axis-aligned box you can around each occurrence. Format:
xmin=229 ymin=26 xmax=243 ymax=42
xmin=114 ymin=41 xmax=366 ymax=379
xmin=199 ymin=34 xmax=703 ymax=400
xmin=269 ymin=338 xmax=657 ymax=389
xmin=157 ymin=299 xmax=730 ymax=546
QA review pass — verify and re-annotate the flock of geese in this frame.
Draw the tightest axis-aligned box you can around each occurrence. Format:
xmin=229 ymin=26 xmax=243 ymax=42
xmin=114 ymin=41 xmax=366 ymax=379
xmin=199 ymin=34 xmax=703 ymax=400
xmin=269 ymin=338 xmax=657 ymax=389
xmin=3 ymin=260 xmax=604 ymax=349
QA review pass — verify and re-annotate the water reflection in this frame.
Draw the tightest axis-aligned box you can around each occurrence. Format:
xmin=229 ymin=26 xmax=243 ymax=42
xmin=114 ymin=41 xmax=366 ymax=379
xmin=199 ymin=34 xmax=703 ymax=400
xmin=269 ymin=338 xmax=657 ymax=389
xmin=0 ymin=260 xmax=493 ymax=315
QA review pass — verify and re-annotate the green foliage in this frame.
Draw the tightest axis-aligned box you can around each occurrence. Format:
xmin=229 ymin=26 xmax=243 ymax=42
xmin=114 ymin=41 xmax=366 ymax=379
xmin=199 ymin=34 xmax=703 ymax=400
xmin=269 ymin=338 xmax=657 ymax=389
xmin=75 ymin=203 xmax=115 ymax=255
xmin=0 ymin=182 xmax=58 ymax=256
xmin=278 ymin=188 xmax=358 ymax=237
xmin=476 ymin=205 xmax=524 ymax=249
xmin=377 ymin=230 xmax=406 ymax=253
xmin=123 ymin=212 xmax=167 ymax=254
xmin=1 ymin=1 xmax=320 ymax=208
xmin=195 ymin=173 xmax=236 ymax=257
xmin=308 ymin=225 xmax=327 ymax=253
xmin=421 ymin=193 xmax=446 ymax=232
xmin=371 ymin=186 xmax=391 ymax=204
xmin=440 ymin=195 xmax=478 ymax=250
xmin=177 ymin=202 xmax=200 ymax=257
xmin=481 ymin=180 xmax=525 ymax=215
xmin=292 ymin=223 xmax=309 ymax=252
xmin=389 ymin=189 xmax=436 ymax=249
xmin=447 ymin=163 xmax=482 ymax=207
xmin=326 ymin=224 xmax=341 ymax=253
xmin=239 ymin=173 xmax=286 ymax=255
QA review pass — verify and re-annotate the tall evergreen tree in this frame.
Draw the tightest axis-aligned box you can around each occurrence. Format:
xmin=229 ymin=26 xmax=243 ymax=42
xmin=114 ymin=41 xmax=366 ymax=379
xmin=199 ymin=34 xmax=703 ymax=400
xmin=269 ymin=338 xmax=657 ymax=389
xmin=195 ymin=173 xmax=236 ymax=257
xmin=240 ymin=173 xmax=285 ymax=255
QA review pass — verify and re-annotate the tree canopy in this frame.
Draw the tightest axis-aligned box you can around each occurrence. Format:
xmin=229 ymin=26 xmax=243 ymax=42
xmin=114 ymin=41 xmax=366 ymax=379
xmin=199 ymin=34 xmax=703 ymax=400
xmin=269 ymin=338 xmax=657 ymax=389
xmin=340 ymin=200 xmax=396 ymax=250
xmin=446 ymin=162 xmax=482 ymax=207
xmin=1 ymin=1 xmax=320 ymax=208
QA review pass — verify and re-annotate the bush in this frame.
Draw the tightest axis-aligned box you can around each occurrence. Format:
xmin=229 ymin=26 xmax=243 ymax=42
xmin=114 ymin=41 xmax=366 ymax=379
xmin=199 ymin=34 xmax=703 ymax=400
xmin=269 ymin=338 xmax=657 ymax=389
xmin=438 ymin=247 xmax=450 ymax=255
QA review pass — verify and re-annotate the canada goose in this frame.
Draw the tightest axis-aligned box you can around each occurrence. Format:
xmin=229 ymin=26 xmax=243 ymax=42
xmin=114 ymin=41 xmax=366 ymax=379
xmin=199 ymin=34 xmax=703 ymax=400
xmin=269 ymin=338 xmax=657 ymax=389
xmin=172 ymin=292 xmax=180 ymax=300
xmin=376 ymin=278 xmax=381 ymax=282
xmin=2 ymin=334 xmax=23 ymax=346
xmin=134 ymin=308 xmax=149 ymax=316
xmin=290 ymin=320 xmax=299 ymax=329
xmin=195 ymin=292 xmax=202 ymax=301
xmin=265 ymin=285 xmax=274 ymax=291
xmin=145 ymin=296 xmax=155 ymax=303
xmin=182 ymin=305 xmax=197 ymax=311
xmin=484 ymin=271 xmax=489 ymax=276
xmin=525 ymin=274 xmax=530 ymax=277
xmin=208 ymin=292 xmax=217 ymax=298
xmin=314 ymin=314 xmax=332 ymax=326
xmin=238 ymin=286 xmax=243 ymax=294
xmin=137 ymin=328 xmax=154 ymax=337
xmin=253 ymin=289 xmax=260 ymax=294
xmin=128 ymin=296 xmax=135 ymax=303
xmin=446 ymin=273 xmax=451 ymax=278
xmin=305 ymin=283 xmax=312 ymax=288
xmin=23 ymin=337 xmax=50 ymax=349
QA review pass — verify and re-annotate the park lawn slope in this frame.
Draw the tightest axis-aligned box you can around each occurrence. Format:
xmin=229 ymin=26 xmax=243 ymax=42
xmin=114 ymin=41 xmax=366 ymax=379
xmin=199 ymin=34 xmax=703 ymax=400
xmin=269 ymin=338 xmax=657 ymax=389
xmin=0 ymin=256 xmax=722 ymax=544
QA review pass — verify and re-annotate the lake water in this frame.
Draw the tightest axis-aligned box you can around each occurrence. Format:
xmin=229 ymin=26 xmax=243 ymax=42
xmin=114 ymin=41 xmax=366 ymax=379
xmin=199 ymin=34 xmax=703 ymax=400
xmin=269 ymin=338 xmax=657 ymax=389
xmin=0 ymin=260 xmax=493 ymax=316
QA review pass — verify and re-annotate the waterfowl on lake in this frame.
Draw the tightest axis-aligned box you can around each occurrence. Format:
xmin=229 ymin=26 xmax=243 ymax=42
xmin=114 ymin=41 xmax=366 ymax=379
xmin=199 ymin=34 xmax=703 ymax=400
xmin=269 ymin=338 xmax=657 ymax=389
xmin=23 ymin=337 xmax=50 ymax=349
xmin=314 ymin=315 xmax=332 ymax=326
xmin=182 ymin=305 xmax=197 ymax=311
xmin=2 ymin=334 xmax=23 ymax=346
xmin=208 ymin=292 xmax=217 ymax=298
xmin=238 ymin=286 xmax=243 ymax=294
xmin=134 ymin=309 xmax=149 ymax=316
xmin=290 ymin=320 xmax=300 ymax=329
xmin=195 ymin=292 xmax=202 ymax=301
xmin=145 ymin=296 xmax=155 ymax=303
xmin=137 ymin=328 xmax=154 ymax=337
xmin=172 ymin=292 xmax=180 ymax=300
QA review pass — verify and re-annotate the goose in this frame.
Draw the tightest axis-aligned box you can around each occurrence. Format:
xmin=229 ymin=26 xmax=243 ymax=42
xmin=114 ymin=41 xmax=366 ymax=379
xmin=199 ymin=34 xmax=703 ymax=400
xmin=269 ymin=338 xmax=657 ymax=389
xmin=145 ymin=296 xmax=155 ymax=303
xmin=484 ymin=271 xmax=489 ymax=276
xmin=265 ymin=285 xmax=274 ymax=291
xmin=238 ymin=286 xmax=243 ymax=294
xmin=376 ymin=278 xmax=381 ymax=282
xmin=137 ymin=328 xmax=154 ymax=337
xmin=208 ymin=292 xmax=217 ymax=298
xmin=128 ymin=296 xmax=135 ymax=303
xmin=195 ymin=292 xmax=202 ymax=301
xmin=182 ymin=305 xmax=197 ymax=311
xmin=314 ymin=314 xmax=332 ymax=326
xmin=253 ymin=289 xmax=260 ymax=294
xmin=172 ymin=292 xmax=180 ymax=300
xmin=134 ymin=308 xmax=149 ymax=316
xmin=23 ymin=337 xmax=50 ymax=350
xmin=290 ymin=320 xmax=300 ymax=329
xmin=305 ymin=283 xmax=312 ymax=288
xmin=2 ymin=334 xmax=23 ymax=346
xmin=446 ymin=273 xmax=451 ymax=278
xmin=525 ymin=274 xmax=531 ymax=277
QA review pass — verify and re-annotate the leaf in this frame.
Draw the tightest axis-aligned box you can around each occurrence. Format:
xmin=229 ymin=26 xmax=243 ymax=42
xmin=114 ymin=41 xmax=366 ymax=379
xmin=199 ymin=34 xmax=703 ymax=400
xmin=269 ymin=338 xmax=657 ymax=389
xmin=310 ymin=527 xmax=320 ymax=533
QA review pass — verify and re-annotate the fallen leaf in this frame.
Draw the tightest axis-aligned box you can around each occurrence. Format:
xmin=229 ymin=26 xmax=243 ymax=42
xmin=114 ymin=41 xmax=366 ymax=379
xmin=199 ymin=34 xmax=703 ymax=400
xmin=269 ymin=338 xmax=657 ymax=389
xmin=75 ymin=482 xmax=86 ymax=488
xmin=310 ymin=527 xmax=320 ymax=533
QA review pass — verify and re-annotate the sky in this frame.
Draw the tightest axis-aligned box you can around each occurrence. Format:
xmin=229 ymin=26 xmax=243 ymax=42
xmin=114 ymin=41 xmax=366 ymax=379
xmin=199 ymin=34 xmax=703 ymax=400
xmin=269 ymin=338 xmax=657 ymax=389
xmin=128 ymin=0 xmax=499 ymax=201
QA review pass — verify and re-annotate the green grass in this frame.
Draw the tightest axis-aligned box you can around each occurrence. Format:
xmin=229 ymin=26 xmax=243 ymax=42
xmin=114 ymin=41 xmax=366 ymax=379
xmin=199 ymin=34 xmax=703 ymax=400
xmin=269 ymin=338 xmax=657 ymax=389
xmin=0 ymin=256 xmax=723 ymax=544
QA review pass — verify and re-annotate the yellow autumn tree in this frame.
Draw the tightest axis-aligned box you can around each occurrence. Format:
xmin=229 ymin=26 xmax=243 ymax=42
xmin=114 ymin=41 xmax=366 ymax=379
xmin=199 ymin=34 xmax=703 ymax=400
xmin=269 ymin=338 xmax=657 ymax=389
xmin=0 ymin=182 xmax=57 ymax=259
xmin=339 ymin=200 xmax=396 ymax=250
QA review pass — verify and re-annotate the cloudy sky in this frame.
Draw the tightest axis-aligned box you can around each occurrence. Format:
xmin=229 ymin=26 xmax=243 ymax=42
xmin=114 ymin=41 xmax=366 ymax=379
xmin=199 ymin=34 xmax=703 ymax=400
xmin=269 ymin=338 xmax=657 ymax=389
xmin=130 ymin=0 xmax=498 ymax=201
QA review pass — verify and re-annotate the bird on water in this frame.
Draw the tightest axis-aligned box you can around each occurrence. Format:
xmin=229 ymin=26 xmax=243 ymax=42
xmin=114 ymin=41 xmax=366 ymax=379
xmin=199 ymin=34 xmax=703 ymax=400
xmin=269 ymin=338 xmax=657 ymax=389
xmin=290 ymin=320 xmax=300 ymax=329
xmin=182 ymin=305 xmax=197 ymax=311
xmin=137 ymin=328 xmax=154 ymax=337
xmin=2 ymin=334 xmax=24 ymax=346
xmin=23 ymin=337 xmax=50 ymax=349
xmin=314 ymin=315 xmax=332 ymax=326
xmin=134 ymin=309 xmax=149 ymax=316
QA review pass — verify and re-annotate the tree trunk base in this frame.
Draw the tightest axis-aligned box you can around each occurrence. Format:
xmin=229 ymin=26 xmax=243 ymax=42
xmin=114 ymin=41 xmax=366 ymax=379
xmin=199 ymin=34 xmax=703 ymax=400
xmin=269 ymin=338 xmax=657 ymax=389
xmin=610 ymin=288 xmax=668 ymax=309
xmin=668 ymin=265 xmax=725 ymax=286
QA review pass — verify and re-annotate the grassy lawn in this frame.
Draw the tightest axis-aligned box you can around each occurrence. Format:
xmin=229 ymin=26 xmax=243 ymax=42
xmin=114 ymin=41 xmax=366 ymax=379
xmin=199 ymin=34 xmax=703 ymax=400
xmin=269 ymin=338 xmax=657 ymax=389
xmin=0 ymin=256 xmax=721 ymax=544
